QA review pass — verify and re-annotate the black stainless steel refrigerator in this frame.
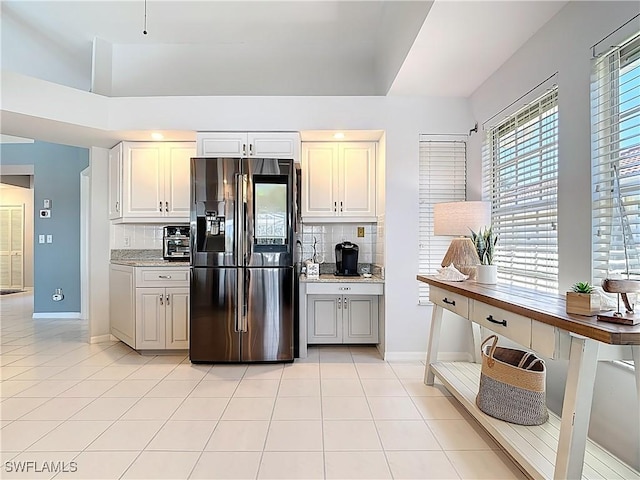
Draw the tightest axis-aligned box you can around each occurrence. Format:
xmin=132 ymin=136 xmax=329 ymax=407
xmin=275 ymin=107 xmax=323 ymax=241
xmin=189 ymin=157 xmax=295 ymax=363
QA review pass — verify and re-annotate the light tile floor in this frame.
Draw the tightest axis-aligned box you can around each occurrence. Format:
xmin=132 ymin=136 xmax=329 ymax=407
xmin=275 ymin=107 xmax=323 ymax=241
xmin=0 ymin=291 xmax=527 ymax=479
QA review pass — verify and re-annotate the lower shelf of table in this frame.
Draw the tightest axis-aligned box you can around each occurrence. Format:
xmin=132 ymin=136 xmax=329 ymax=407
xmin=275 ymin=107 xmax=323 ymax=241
xmin=429 ymin=361 xmax=639 ymax=480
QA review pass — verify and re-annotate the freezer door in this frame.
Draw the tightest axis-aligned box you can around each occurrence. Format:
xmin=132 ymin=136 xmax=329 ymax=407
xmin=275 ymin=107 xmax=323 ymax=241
xmin=190 ymin=267 xmax=241 ymax=362
xmin=191 ymin=157 xmax=240 ymax=267
xmin=241 ymin=267 xmax=294 ymax=362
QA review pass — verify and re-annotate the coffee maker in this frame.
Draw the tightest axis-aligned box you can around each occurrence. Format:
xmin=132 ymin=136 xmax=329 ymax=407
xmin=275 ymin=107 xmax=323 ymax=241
xmin=335 ymin=241 xmax=360 ymax=276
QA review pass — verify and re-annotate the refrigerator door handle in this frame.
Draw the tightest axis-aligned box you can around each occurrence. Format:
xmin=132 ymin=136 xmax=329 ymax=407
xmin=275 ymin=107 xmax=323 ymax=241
xmin=235 ymin=173 xmax=244 ymax=266
xmin=235 ymin=268 xmax=244 ymax=333
xmin=242 ymin=269 xmax=249 ymax=332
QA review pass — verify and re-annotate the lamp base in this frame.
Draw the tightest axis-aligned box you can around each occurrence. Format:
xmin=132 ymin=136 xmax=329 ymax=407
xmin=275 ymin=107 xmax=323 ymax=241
xmin=441 ymin=238 xmax=480 ymax=280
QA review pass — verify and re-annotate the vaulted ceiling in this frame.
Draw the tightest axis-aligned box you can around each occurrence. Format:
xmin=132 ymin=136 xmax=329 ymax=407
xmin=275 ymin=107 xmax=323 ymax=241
xmin=1 ymin=1 xmax=567 ymax=98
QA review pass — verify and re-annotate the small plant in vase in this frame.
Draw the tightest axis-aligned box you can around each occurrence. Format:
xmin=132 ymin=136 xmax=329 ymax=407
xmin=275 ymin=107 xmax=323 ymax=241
xmin=566 ymin=281 xmax=601 ymax=316
xmin=470 ymin=226 xmax=498 ymax=284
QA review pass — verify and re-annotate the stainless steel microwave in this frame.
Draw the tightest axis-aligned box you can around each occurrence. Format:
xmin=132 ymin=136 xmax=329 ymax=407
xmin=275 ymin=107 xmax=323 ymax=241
xmin=163 ymin=225 xmax=190 ymax=260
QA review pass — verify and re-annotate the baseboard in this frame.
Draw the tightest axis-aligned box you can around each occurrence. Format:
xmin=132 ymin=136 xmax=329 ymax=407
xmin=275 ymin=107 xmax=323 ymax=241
xmin=90 ymin=334 xmax=114 ymax=344
xmin=32 ymin=312 xmax=82 ymax=319
xmin=383 ymin=351 xmax=473 ymax=362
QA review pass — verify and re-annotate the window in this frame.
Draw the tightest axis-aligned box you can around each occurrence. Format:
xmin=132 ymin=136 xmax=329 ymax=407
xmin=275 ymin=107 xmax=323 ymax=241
xmin=591 ymin=32 xmax=640 ymax=287
xmin=418 ymin=138 xmax=466 ymax=304
xmin=482 ymin=87 xmax=559 ymax=292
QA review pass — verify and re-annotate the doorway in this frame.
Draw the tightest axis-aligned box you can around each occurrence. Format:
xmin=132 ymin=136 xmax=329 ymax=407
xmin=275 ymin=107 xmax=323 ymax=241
xmin=0 ymin=204 xmax=24 ymax=289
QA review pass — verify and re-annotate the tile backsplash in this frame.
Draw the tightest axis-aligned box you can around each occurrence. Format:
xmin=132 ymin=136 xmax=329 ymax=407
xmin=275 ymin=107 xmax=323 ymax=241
xmin=111 ymin=224 xmax=168 ymax=249
xmin=112 ymin=221 xmax=385 ymax=271
xmin=300 ymin=223 xmax=377 ymax=265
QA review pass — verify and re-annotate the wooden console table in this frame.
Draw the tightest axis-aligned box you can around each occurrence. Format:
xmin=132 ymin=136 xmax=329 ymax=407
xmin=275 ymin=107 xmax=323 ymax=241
xmin=417 ymin=275 xmax=640 ymax=480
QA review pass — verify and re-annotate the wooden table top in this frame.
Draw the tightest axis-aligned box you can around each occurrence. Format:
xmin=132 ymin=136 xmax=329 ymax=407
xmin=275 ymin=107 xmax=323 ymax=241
xmin=417 ymin=275 xmax=640 ymax=345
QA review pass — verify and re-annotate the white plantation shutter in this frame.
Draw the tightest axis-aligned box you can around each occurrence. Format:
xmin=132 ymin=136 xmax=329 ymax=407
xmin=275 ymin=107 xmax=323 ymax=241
xmin=418 ymin=139 xmax=466 ymax=304
xmin=592 ymin=32 xmax=640 ymax=285
xmin=482 ymin=87 xmax=559 ymax=292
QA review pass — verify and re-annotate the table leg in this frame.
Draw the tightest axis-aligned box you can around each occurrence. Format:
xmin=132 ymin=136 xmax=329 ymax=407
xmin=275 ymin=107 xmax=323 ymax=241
xmin=632 ymin=345 xmax=640 ymax=467
xmin=554 ymin=335 xmax=599 ymax=480
xmin=424 ymin=304 xmax=443 ymax=386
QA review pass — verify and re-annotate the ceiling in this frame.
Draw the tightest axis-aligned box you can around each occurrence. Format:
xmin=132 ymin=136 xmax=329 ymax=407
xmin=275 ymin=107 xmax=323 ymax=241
xmin=1 ymin=0 xmax=567 ymax=98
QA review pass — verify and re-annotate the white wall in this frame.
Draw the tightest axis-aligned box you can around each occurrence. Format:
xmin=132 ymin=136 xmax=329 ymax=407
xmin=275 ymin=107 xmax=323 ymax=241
xmin=467 ymin=1 xmax=640 ymax=468
xmin=0 ymin=185 xmax=34 ymax=287
xmin=88 ymin=147 xmax=111 ymax=341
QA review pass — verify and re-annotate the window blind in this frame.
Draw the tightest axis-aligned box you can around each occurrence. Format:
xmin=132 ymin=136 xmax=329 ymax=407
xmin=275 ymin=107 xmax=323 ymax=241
xmin=418 ymin=139 xmax=466 ymax=304
xmin=482 ymin=87 xmax=559 ymax=292
xmin=591 ymin=32 xmax=640 ymax=286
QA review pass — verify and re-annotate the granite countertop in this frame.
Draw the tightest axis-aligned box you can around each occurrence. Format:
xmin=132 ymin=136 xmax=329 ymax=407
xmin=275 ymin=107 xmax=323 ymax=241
xmin=111 ymin=259 xmax=190 ymax=267
xmin=300 ymin=273 xmax=384 ymax=284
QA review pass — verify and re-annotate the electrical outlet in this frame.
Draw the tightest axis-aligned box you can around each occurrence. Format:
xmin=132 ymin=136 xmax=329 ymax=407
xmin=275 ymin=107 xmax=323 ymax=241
xmin=46 ymin=235 xmax=53 ymax=243
xmin=123 ymin=236 xmax=131 ymax=247
xmin=357 ymin=227 xmax=365 ymax=237
xmin=43 ymin=199 xmax=51 ymax=209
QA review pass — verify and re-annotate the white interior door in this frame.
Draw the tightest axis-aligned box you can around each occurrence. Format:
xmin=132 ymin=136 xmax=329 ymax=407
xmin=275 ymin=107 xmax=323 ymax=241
xmin=0 ymin=205 xmax=24 ymax=289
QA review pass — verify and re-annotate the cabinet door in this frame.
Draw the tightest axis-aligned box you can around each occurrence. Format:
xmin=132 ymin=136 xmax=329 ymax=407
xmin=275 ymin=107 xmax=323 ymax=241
xmin=164 ymin=143 xmax=194 ymax=218
xmin=108 ymin=143 xmax=122 ymax=220
xmin=197 ymin=132 xmax=248 ymax=157
xmin=109 ymin=265 xmax=135 ymax=348
xmin=122 ymin=143 xmax=164 ymax=218
xmin=248 ymin=133 xmax=299 ymax=160
xmin=301 ymin=143 xmax=339 ymax=218
xmin=307 ymin=295 xmax=342 ymax=343
xmin=339 ymin=143 xmax=376 ymax=218
xmin=165 ymin=287 xmax=189 ymax=349
xmin=135 ymin=287 xmax=166 ymax=349
xmin=343 ymin=295 xmax=378 ymax=344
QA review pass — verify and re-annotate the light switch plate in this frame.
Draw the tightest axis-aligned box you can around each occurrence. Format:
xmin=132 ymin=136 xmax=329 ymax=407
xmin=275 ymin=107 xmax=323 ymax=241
xmin=43 ymin=199 xmax=51 ymax=209
xmin=46 ymin=235 xmax=53 ymax=243
xmin=357 ymin=227 xmax=365 ymax=237
xmin=38 ymin=235 xmax=45 ymax=244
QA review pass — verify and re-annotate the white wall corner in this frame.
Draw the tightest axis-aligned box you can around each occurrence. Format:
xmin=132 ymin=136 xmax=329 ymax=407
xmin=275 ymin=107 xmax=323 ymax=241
xmin=90 ymin=334 xmax=114 ymax=344
xmin=91 ymin=37 xmax=113 ymax=96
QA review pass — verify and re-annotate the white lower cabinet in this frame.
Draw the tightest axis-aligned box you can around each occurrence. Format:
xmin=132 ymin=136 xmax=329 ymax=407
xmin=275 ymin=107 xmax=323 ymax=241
xmin=110 ymin=265 xmax=189 ymax=350
xmin=306 ymin=282 xmax=381 ymax=344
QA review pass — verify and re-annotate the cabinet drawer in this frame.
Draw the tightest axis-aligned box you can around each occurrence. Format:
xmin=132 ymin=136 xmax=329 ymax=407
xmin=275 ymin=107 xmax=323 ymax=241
xmin=306 ymin=282 xmax=383 ymax=296
xmin=136 ymin=268 xmax=189 ymax=287
xmin=471 ymin=301 xmax=531 ymax=348
xmin=430 ymin=287 xmax=469 ymax=318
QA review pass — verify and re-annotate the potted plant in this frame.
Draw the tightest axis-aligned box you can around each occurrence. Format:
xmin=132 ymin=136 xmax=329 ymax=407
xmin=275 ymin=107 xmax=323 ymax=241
xmin=566 ymin=282 xmax=601 ymax=316
xmin=470 ymin=226 xmax=498 ymax=284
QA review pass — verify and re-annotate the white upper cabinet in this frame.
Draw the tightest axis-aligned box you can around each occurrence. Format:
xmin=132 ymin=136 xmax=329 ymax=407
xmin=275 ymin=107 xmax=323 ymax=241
xmin=196 ymin=132 xmax=300 ymax=161
xmin=301 ymin=142 xmax=376 ymax=222
xmin=108 ymin=143 xmax=123 ymax=220
xmin=114 ymin=141 xmax=195 ymax=223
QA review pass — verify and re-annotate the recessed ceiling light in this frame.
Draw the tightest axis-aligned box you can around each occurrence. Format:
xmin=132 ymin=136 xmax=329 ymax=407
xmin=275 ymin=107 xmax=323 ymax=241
xmin=334 ymin=132 xmax=345 ymax=139
xmin=151 ymin=132 xmax=164 ymax=140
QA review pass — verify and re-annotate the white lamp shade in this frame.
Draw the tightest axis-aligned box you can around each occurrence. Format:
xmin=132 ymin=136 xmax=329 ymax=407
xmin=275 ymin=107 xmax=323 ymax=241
xmin=434 ymin=201 xmax=491 ymax=236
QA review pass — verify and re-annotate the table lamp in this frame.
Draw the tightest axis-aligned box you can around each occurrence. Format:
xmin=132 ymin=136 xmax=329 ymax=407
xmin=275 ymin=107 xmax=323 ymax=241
xmin=434 ymin=201 xmax=491 ymax=279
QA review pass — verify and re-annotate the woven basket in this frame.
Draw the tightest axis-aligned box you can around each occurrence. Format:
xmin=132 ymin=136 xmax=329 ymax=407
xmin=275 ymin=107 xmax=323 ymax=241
xmin=476 ymin=335 xmax=549 ymax=426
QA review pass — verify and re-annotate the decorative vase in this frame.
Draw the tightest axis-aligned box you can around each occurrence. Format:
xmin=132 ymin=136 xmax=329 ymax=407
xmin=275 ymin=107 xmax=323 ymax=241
xmin=566 ymin=292 xmax=600 ymax=316
xmin=476 ymin=264 xmax=498 ymax=284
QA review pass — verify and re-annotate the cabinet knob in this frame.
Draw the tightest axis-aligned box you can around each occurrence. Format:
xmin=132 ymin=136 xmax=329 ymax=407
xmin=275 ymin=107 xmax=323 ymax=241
xmin=158 ymin=275 xmax=172 ymax=279
xmin=242 ymin=144 xmax=247 ymax=156
xmin=337 ymin=298 xmax=342 ymax=309
xmin=159 ymin=295 xmax=164 ymax=306
xmin=249 ymin=144 xmax=253 ymax=155
xmin=159 ymin=202 xmax=162 ymax=212
xmin=334 ymin=201 xmax=337 ymax=212
xmin=340 ymin=201 xmax=343 ymax=212
xmin=166 ymin=294 xmax=170 ymax=306
xmin=442 ymin=298 xmax=456 ymax=306
xmin=165 ymin=201 xmax=169 ymax=212
xmin=339 ymin=287 xmax=351 ymax=291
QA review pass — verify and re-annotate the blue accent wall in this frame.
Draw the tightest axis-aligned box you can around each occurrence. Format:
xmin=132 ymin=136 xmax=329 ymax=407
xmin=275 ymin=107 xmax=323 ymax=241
xmin=1 ymin=141 xmax=89 ymax=313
